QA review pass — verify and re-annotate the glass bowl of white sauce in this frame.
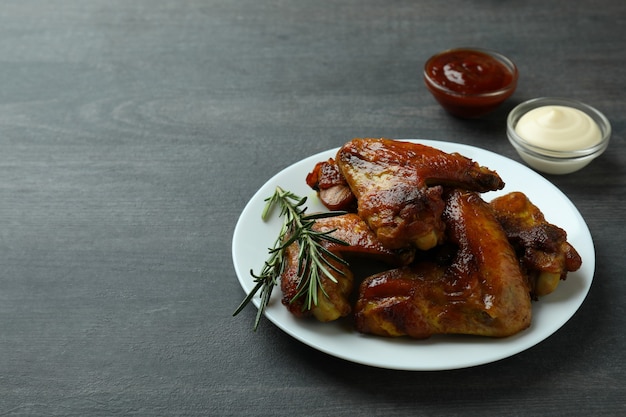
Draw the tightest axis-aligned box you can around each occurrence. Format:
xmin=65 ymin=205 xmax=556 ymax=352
xmin=506 ymin=97 xmax=611 ymax=174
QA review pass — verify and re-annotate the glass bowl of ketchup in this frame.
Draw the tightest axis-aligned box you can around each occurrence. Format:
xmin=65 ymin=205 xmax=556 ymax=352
xmin=424 ymin=47 xmax=518 ymax=118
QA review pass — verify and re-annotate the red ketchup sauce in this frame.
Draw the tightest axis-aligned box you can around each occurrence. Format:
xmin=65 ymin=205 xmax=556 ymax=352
xmin=424 ymin=48 xmax=517 ymax=118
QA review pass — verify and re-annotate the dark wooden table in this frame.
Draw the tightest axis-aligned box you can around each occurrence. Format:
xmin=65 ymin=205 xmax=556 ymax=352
xmin=0 ymin=1 xmax=624 ymax=415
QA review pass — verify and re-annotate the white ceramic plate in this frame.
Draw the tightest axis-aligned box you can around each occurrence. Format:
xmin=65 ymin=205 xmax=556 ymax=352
xmin=231 ymin=140 xmax=595 ymax=371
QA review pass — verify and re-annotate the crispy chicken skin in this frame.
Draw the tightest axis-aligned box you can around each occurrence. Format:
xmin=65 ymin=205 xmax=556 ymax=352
xmin=280 ymin=213 xmax=415 ymax=322
xmin=335 ymin=138 xmax=505 ymax=250
xmin=306 ymin=158 xmax=355 ymax=211
xmin=489 ymin=192 xmax=582 ymax=297
xmin=354 ymin=190 xmax=532 ymax=338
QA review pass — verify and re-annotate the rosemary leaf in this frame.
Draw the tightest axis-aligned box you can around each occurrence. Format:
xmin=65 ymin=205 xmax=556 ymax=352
xmin=233 ymin=186 xmax=349 ymax=330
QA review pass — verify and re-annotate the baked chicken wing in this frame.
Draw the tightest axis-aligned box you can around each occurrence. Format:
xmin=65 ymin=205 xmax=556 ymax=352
xmin=281 ymin=213 xmax=414 ymax=322
xmin=354 ymin=189 xmax=531 ymax=338
xmin=489 ymin=192 xmax=582 ymax=297
xmin=335 ymin=138 xmax=505 ymax=250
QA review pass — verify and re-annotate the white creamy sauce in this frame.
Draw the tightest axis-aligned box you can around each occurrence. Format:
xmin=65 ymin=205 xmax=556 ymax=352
xmin=514 ymin=105 xmax=601 ymax=151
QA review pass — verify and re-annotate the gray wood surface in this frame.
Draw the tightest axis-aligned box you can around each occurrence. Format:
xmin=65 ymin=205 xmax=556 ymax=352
xmin=0 ymin=0 xmax=624 ymax=416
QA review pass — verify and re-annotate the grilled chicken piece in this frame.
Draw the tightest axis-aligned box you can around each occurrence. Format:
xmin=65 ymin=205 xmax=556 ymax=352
xmin=281 ymin=213 xmax=415 ymax=322
xmin=489 ymin=192 xmax=582 ymax=297
xmin=306 ymin=158 xmax=355 ymax=211
xmin=354 ymin=189 xmax=531 ymax=339
xmin=335 ymin=138 xmax=505 ymax=250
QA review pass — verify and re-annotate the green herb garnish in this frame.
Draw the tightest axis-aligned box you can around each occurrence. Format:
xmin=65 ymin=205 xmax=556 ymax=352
xmin=233 ymin=186 xmax=348 ymax=330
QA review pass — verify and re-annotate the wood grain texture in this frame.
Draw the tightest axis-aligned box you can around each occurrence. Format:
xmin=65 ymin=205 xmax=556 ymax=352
xmin=0 ymin=0 xmax=624 ymax=416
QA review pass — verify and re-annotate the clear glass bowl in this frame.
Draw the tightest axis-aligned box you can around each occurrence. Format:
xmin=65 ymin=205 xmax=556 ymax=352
xmin=506 ymin=97 xmax=611 ymax=175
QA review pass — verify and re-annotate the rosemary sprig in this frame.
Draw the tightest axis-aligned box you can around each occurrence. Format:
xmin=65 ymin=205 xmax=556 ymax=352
xmin=233 ymin=186 xmax=349 ymax=330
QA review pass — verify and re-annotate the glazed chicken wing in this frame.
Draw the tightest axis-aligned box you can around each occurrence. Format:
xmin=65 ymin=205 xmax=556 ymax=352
xmin=281 ymin=213 xmax=415 ymax=322
xmin=490 ymin=192 xmax=582 ymax=297
xmin=354 ymin=189 xmax=531 ymax=338
xmin=335 ymin=138 xmax=505 ymax=250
